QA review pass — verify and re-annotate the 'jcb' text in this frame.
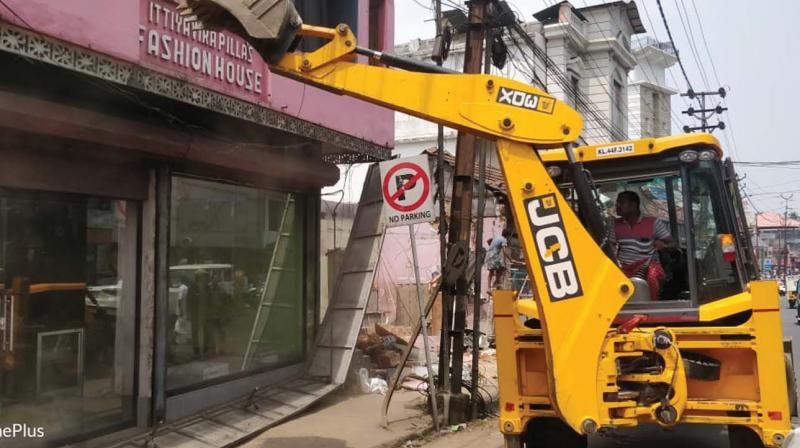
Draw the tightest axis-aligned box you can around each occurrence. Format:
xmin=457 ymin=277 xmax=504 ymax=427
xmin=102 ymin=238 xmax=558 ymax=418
xmin=524 ymin=194 xmax=583 ymax=301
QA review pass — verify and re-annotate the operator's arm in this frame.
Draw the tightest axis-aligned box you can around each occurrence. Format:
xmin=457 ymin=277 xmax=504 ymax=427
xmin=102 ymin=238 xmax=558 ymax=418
xmin=653 ymin=218 xmax=675 ymax=251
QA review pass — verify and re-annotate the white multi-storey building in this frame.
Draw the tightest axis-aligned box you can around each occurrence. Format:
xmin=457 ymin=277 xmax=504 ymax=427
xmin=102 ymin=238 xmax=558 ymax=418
xmin=627 ymin=35 xmax=679 ymax=139
xmin=334 ymin=1 xmax=680 ymax=203
xmin=394 ymin=0 xmax=647 ymax=156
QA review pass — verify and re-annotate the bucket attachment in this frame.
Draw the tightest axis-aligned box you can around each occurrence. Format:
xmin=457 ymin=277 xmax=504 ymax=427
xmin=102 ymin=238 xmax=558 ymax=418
xmin=177 ymin=0 xmax=302 ymax=63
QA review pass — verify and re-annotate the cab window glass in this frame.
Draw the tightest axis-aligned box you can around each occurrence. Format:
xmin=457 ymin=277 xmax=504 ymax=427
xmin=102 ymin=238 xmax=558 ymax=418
xmin=596 ymin=175 xmax=688 ymax=301
xmin=689 ymin=161 xmax=741 ymax=303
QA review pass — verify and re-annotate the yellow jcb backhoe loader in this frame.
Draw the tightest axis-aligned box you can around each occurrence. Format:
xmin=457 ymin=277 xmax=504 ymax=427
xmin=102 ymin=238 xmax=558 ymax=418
xmin=177 ymin=1 xmax=795 ymax=446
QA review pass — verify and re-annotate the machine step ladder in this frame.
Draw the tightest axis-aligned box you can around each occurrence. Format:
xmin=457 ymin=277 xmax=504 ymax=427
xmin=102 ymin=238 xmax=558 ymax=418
xmin=241 ymin=193 xmax=297 ymax=371
xmin=305 ymin=163 xmax=386 ymax=384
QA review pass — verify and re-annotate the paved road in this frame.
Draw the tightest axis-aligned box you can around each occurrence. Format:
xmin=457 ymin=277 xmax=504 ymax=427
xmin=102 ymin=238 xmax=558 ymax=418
xmin=780 ymin=294 xmax=800 ymax=388
xmin=424 ymin=295 xmax=800 ymax=448
xmin=421 ymin=419 xmax=728 ymax=448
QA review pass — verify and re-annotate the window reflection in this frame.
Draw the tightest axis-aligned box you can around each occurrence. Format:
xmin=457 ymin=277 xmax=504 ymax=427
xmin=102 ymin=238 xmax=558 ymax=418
xmin=167 ymin=177 xmax=305 ymax=391
xmin=0 ymin=190 xmax=137 ymax=441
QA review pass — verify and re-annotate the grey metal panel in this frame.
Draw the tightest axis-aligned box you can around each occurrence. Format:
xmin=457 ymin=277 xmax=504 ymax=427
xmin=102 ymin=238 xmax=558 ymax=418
xmin=349 ymin=202 xmax=384 ymax=238
xmin=251 ymin=397 xmax=299 ymax=416
xmin=306 ymin=347 xmax=351 ymax=383
xmin=165 ymin=363 xmax=301 ymax=422
xmin=304 ymin=163 xmax=386 ymax=384
xmin=109 ymin=379 xmax=339 ymax=448
xmin=177 ymin=420 xmax=245 ymax=446
xmin=316 ymin=309 xmax=362 ymax=347
xmin=269 ymin=388 xmax=318 ymax=408
xmin=209 ymin=409 xmax=275 ymax=433
xmin=151 ymin=432 xmax=216 ymax=448
xmin=331 ymin=272 xmax=373 ymax=308
xmin=339 ymin=237 xmax=382 ymax=272
xmin=287 ymin=380 xmax=338 ymax=396
xmin=154 ymin=164 xmax=172 ymax=423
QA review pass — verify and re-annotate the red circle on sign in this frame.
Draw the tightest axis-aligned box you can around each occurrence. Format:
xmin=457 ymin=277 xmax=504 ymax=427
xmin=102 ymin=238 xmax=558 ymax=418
xmin=383 ymin=162 xmax=431 ymax=212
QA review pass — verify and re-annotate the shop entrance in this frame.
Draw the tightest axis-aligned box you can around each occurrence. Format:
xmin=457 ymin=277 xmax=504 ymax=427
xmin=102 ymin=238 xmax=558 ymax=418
xmin=0 ymin=189 xmax=138 ymax=442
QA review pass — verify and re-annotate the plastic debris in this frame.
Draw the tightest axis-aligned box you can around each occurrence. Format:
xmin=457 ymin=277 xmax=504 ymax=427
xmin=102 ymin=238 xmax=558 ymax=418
xmin=357 ymin=368 xmax=388 ymax=395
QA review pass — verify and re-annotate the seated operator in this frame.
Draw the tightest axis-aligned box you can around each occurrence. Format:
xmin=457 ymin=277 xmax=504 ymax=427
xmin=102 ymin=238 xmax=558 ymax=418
xmin=613 ymin=191 xmax=673 ymax=300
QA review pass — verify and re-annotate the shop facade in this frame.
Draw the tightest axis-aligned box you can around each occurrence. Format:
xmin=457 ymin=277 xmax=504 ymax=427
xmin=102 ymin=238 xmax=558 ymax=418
xmin=0 ymin=0 xmax=393 ymax=445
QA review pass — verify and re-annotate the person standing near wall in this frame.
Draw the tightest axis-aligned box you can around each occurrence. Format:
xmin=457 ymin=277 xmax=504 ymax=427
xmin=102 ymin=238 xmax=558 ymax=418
xmin=485 ymin=229 xmax=520 ymax=289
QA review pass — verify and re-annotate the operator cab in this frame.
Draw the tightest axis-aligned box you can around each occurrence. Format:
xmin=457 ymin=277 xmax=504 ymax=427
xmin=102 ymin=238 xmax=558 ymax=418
xmin=540 ymin=134 xmax=758 ymax=323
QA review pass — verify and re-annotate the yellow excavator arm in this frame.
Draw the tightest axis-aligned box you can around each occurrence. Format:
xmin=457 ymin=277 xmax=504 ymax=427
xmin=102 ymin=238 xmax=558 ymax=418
xmin=179 ymin=0 xmax=633 ymax=435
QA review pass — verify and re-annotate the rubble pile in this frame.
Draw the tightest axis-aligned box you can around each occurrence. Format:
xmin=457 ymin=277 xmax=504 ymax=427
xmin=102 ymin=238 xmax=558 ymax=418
xmin=357 ymin=324 xmax=410 ymax=369
xmin=349 ymin=323 xmax=432 ymax=394
xmin=349 ymin=323 xmax=497 ymax=400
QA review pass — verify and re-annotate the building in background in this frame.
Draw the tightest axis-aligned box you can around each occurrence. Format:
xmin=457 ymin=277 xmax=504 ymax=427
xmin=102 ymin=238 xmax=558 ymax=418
xmin=628 ymin=36 xmax=678 ymax=139
xmin=336 ymin=0 xmax=664 ymax=208
xmin=755 ymin=212 xmax=800 ymax=275
xmin=0 ymin=0 xmax=393 ymax=445
xmin=393 ymin=0 xmax=645 ymax=157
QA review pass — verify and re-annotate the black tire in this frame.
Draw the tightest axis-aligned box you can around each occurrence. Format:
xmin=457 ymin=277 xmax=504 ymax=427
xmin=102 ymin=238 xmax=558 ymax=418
xmin=728 ymin=425 xmax=764 ymax=448
xmin=523 ymin=418 xmax=587 ymax=448
xmin=786 ymin=353 xmax=798 ymax=418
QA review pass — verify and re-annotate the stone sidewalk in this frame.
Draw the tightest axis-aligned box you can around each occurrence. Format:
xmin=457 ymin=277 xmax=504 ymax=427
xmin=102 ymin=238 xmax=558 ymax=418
xmin=238 ymin=352 xmax=498 ymax=448
xmin=238 ymin=388 xmax=434 ymax=448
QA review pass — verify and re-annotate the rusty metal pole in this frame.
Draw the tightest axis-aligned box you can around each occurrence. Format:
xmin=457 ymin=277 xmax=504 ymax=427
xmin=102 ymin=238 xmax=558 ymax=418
xmin=447 ymin=0 xmax=488 ymax=424
xmin=433 ymin=0 xmax=453 ymax=421
xmin=470 ymin=24 xmax=493 ymax=421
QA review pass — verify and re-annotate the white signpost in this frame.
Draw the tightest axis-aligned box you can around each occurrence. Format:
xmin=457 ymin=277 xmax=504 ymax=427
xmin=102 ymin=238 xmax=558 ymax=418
xmin=378 ymin=155 xmax=439 ymax=429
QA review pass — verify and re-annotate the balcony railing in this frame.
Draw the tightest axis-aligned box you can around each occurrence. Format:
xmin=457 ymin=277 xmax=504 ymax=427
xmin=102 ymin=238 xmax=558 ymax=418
xmin=631 ymin=36 xmax=677 ymax=56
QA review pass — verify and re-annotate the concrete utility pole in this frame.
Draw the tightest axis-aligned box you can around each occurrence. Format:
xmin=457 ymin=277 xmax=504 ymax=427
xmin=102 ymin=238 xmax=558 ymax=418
xmin=782 ymin=194 xmax=793 ymax=287
xmin=754 ymin=211 xmax=760 ymax=271
xmin=445 ymin=0 xmax=489 ymax=425
xmin=433 ymin=0 xmax=454 ymax=421
xmin=681 ymin=87 xmax=728 ymax=133
xmin=470 ymin=23 xmax=493 ymax=421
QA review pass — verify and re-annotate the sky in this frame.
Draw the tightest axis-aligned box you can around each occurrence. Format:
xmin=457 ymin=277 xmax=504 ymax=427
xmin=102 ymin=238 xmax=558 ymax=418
xmin=388 ymin=0 xmax=800 ymax=215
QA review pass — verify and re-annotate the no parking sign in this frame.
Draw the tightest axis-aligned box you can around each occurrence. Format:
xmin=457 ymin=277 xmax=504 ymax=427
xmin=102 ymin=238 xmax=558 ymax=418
xmin=379 ymin=155 xmax=436 ymax=228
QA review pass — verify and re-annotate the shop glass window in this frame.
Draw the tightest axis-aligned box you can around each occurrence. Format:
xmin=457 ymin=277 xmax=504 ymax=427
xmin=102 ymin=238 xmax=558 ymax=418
xmin=0 ymin=189 xmax=138 ymax=441
xmin=167 ymin=178 xmax=305 ymax=392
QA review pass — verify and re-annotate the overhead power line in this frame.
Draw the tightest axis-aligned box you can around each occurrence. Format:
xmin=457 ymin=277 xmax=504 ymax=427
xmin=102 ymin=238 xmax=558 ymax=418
xmin=637 ymin=0 xmax=690 ymax=132
xmin=505 ymin=20 xmax=630 ymax=141
xmin=503 ymin=1 xmax=631 ymax=140
xmin=675 ymin=0 xmax=710 ymax=89
xmin=735 ymin=161 xmax=800 ymax=167
xmin=655 ymin=0 xmax=693 ymax=91
xmin=689 ymin=0 xmax=721 ymax=87
xmin=502 ymin=28 xmax=610 ymax=142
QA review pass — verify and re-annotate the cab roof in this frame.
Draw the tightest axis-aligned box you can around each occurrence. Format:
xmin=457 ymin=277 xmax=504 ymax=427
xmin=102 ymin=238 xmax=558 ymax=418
xmin=539 ymin=133 xmax=722 ymax=164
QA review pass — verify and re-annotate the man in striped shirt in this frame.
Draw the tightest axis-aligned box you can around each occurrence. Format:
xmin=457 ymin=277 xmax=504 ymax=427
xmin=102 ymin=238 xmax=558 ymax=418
xmin=614 ymin=191 xmax=673 ymax=300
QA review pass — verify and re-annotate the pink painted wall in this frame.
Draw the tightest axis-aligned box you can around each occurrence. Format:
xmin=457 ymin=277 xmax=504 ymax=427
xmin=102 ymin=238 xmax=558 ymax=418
xmin=379 ymin=217 xmax=505 ymax=300
xmin=0 ymin=0 xmax=393 ymax=147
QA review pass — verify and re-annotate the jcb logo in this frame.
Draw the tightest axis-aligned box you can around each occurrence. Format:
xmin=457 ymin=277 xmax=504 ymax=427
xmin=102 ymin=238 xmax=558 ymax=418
xmin=496 ymin=87 xmax=555 ymax=114
xmin=525 ymin=194 xmax=583 ymax=301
